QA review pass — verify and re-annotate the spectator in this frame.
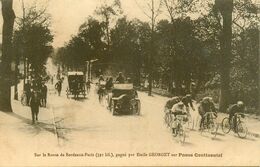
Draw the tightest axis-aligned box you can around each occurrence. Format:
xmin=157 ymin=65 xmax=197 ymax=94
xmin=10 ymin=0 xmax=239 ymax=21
xmin=29 ymin=90 xmax=41 ymax=124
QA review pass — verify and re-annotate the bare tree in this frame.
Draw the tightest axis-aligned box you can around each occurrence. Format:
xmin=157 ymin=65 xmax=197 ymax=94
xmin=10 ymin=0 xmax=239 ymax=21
xmin=163 ymin=0 xmax=199 ymax=22
xmin=0 ymin=0 xmax=15 ymax=112
xmin=95 ymin=0 xmax=122 ymax=55
xmin=135 ymin=0 xmax=162 ymax=96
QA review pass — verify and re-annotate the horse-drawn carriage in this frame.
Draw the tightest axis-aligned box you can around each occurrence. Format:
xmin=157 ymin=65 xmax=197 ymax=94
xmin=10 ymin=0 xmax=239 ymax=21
xmin=66 ymin=71 xmax=86 ymax=98
xmin=108 ymin=83 xmax=141 ymax=115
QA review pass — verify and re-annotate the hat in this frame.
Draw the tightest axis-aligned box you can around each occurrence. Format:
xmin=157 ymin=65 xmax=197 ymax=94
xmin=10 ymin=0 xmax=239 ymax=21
xmin=237 ymin=101 xmax=244 ymax=106
xmin=178 ymin=102 xmax=184 ymax=107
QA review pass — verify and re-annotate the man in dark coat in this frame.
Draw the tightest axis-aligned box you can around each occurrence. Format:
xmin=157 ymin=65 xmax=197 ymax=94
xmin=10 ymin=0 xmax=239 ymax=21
xmin=29 ymin=90 xmax=41 ymax=124
xmin=41 ymin=83 xmax=48 ymax=107
xmin=55 ymin=80 xmax=62 ymax=96
xmin=115 ymin=72 xmax=125 ymax=84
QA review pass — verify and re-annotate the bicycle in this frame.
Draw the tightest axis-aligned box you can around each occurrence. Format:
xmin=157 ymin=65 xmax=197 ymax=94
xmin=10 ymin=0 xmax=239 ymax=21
xmin=172 ymin=115 xmax=188 ymax=144
xmin=221 ymin=113 xmax=248 ymax=138
xmin=200 ymin=112 xmax=218 ymax=138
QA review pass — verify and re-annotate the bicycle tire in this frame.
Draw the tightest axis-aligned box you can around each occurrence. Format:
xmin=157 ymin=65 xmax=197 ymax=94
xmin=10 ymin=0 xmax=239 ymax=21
xmin=221 ymin=117 xmax=231 ymax=134
xmin=178 ymin=128 xmax=186 ymax=144
xmin=237 ymin=121 xmax=248 ymax=139
xmin=164 ymin=113 xmax=172 ymax=128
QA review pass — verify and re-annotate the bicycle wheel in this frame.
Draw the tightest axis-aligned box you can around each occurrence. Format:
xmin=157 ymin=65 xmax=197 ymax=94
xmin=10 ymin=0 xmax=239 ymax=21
xmin=178 ymin=128 xmax=186 ymax=144
xmin=209 ymin=122 xmax=218 ymax=138
xmin=237 ymin=121 xmax=248 ymax=139
xmin=164 ymin=113 xmax=172 ymax=128
xmin=221 ymin=117 xmax=231 ymax=134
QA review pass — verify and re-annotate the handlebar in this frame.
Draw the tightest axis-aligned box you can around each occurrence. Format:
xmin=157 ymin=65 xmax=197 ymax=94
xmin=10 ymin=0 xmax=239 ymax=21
xmin=234 ymin=112 xmax=246 ymax=118
xmin=203 ymin=112 xmax=217 ymax=118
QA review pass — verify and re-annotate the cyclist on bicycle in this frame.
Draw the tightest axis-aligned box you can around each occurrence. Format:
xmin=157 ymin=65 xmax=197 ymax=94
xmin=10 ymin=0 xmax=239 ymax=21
xmin=198 ymin=97 xmax=217 ymax=130
xmin=228 ymin=101 xmax=245 ymax=132
xmin=171 ymin=102 xmax=188 ymax=134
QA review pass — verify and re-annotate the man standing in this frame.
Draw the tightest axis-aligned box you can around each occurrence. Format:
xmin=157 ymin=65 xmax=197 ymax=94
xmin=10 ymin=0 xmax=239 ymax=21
xmin=41 ymin=83 xmax=48 ymax=107
xmin=55 ymin=80 xmax=62 ymax=96
xmin=29 ymin=90 xmax=41 ymax=124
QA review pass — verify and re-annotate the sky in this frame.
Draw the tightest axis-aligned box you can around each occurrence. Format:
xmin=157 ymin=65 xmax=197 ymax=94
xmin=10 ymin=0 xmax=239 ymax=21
xmin=0 ymin=0 xmax=158 ymax=48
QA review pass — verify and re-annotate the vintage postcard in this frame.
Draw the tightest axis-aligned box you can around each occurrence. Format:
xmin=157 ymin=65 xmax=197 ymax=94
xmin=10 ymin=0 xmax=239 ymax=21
xmin=0 ymin=0 xmax=259 ymax=166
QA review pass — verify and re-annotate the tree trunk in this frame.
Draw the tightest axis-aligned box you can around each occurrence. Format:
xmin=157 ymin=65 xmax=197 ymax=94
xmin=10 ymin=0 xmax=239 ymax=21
xmin=217 ymin=0 xmax=233 ymax=112
xmin=0 ymin=0 xmax=15 ymax=112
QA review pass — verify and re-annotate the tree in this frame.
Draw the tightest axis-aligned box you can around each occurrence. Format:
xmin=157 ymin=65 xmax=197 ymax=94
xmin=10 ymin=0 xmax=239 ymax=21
xmin=163 ymin=0 xmax=199 ymax=22
xmin=136 ymin=0 xmax=163 ymax=96
xmin=215 ymin=0 xmax=234 ymax=111
xmin=13 ymin=5 xmax=53 ymax=82
xmin=0 ymin=0 xmax=15 ymax=112
xmin=55 ymin=17 xmax=106 ymax=74
xmin=95 ymin=0 xmax=122 ymax=56
xmin=110 ymin=17 xmax=151 ymax=85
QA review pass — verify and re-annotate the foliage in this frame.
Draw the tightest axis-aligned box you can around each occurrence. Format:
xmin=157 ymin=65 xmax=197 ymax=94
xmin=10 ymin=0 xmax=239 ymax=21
xmin=13 ymin=5 xmax=53 ymax=78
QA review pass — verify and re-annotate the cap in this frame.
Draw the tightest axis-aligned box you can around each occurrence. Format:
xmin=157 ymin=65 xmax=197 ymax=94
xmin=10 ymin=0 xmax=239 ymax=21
xmin=237 ymin=101 xmax=244 ymax=106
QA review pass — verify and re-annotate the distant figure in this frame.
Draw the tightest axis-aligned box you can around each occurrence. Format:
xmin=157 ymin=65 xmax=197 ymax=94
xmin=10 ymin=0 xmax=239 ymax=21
xmin=98 ymin=75 xmax=105 ymax=84
xmin=115 ymin=72 xmax=125 ymax=84
xmin=86 ymin=79 xmax=92 ymax=93
xmin=50 ymin=76 xmax=54 ymax=85
xmin=190 ymin=81 xmax=197 ymax=100
xmin=29 ymin=90 xmax=41 ymax=124
xmin=55 ymin=80 xmax=62 ymax=96
xmin=24 ymin=80 xmax=31 ymax=106
xmin=41 ymin=83 xmax=48 ymax=107
xmin=105 ymin=77 xmax=114 ymax=91
xmin=172 ymin=81 xmax=176 ymax=96
xmin=180 ymin=83 xmax=186 ymax=96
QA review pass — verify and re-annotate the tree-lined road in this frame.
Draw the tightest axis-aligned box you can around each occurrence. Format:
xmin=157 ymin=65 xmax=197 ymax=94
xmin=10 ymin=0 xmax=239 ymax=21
xmin=4 ymin=80 xmax=259 ymax=166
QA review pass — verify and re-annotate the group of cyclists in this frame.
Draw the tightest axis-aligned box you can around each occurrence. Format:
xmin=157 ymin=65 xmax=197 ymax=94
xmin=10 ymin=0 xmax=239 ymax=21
xmin=164 ymin=93 xmax=246 ymax=135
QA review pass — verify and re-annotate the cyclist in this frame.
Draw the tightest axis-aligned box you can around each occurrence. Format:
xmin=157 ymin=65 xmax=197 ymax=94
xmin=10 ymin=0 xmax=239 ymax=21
xmin=86 ymin=79 xmax=92 ymax=93
xmin=198 ymin=97 xmax=217 ymax=130
xmin=228 ymin=101 xmax=245 ymax=132
xmin=164 ymin=96 xmax=181 ymax=113
xmin=181 ymin=94 xmax=195 ymax=113
xmin=171 ymin=102 xmax=188 ymax=134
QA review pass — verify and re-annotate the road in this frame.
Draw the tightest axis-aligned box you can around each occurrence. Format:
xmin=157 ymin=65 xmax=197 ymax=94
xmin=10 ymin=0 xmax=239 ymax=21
xmin=1 ymin=80 xmax=260 ymax=166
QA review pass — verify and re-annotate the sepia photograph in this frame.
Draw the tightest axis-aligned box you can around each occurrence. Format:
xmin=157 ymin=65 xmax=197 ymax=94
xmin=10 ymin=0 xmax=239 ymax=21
xmin=0 ymin=0 xmax=259 ymax=166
